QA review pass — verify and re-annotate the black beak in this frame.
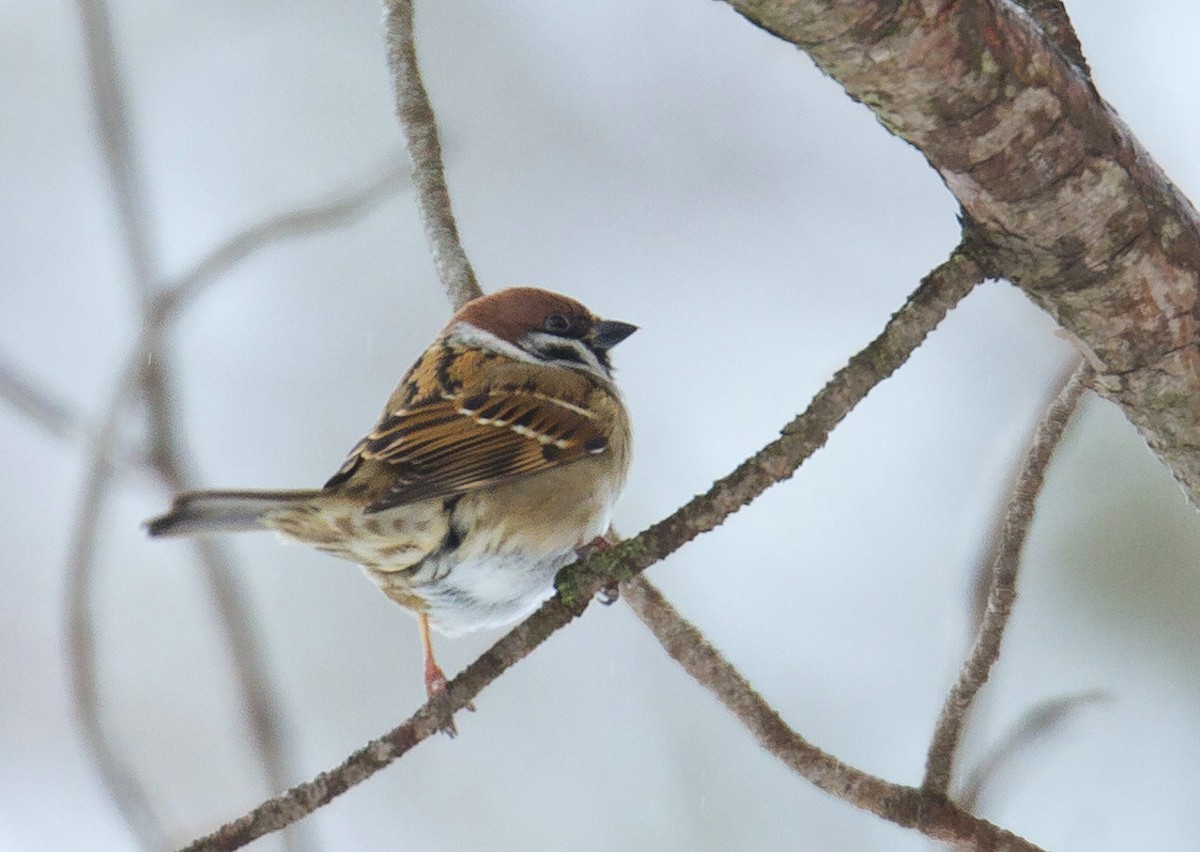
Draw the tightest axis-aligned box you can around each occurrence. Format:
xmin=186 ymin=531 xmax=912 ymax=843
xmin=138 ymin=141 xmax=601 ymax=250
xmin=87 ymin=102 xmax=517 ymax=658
xmin=591 ymin=319 xmax=638 ymax=350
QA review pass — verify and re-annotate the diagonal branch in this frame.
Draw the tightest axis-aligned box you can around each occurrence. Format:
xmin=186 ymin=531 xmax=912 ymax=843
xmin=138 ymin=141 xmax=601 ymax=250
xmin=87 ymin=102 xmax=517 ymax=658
xmin=177 ymin=244 xmax=984 ymax=851
xmin=619 ymin=577 xmax=1043 ymax=851
xmin=959 ymin=689 xmax=1108 ymax=811
xmin=156 ymin=157 xmax=411 ymax=320
xmin=0 ymin=353 xmax=89 ymax=443
xmin=1012 ymin=0 xmax=1090 ymax=77
xmin=555 ymin=246 xmax=984 ymax=606
xmin=718 ymin=0 xmax=1200 ymax=510
xmin=923 ymin=362 xmax=1093 ymax=793
xmin=382 ymin=0 xmax=482 ymax=309
xmin=965 ymin=359 xmax=1085 ymax=633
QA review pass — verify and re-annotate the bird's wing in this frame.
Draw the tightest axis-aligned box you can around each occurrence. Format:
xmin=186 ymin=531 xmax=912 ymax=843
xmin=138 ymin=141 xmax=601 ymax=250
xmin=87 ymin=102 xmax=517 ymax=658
xmin=325 ymin=388 xmax=610 ymax=512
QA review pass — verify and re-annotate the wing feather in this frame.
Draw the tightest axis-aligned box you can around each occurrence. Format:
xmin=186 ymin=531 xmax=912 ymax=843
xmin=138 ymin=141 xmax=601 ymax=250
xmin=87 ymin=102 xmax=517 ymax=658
xmin=327 ymin=386 xmax=608 ymax=512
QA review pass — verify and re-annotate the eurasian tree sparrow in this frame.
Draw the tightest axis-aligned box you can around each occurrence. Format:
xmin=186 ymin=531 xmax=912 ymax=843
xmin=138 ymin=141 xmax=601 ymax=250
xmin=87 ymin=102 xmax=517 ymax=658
xmin=148 ymin=287 xmax=635 ymax=724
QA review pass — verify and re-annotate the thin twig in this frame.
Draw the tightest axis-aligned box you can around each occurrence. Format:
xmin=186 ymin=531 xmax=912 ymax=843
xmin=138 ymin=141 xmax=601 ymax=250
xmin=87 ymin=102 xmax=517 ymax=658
xmin=75 ymin=0 xmax=157 ymax=301
xmin=923 ymin=363 xmax=1093 ymax=794
xmin=66 ymin=350 xmax=169 ymax=850
xmin=156 ymin=157 xmax=411 ymax=320
xmin=959 ymin=690 xmax=1108 ymax=811
xmin=73 ymin=3 xmax=309 ymax=848
xmin=178 ymin=247 xmax=984 ymax=851
xmin=0 ymin=353 xmax=89 ymax=443
xmin=620 ymin=577 xmax=1043 ymax=851
xmin=140 ymin=357 xmax=299 ymax=812
xmin=967 ymin=358 xmax=1084 ymax=634
xmin=555 ymin=247 xmax=984 ymax=606
xmin=382 ymin=0 xmax=482 ymax=309
xmin=70 ymin=10 xmax=174 ymax=840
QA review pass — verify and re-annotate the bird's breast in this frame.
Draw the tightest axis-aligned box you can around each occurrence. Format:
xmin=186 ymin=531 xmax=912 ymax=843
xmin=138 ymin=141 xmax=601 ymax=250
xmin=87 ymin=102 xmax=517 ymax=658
xmin=411 ymin=455 xmax=625 ymax=635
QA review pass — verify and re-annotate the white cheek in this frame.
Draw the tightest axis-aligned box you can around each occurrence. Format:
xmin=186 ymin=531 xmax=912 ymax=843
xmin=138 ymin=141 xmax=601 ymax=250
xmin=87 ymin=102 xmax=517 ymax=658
xmin=444 ymin=322 xmax=540 ymax=364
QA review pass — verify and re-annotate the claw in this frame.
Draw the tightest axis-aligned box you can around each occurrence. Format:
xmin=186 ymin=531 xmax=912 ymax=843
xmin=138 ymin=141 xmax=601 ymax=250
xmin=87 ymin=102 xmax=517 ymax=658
xmin=420 ymin=613 xmax=464 ymax=736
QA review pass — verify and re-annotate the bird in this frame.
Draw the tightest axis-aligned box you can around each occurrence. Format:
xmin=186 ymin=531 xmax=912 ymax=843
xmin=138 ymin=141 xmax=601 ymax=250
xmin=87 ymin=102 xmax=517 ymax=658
xmin=148 ymin=287 xmax=635 ymax=728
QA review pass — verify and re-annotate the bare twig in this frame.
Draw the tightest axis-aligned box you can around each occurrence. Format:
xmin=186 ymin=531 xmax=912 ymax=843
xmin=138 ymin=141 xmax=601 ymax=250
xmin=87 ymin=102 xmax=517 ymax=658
xmin=0 ymin=353 xmax=88 ymax=442
xmin=959 ymin=690 xmax=1108 ymax=811
xmin=382 ymin=0 xmax=482 ymax=309
xmin=157 ymin=157 xmax=411 ymax=320
xmin=72 ymin=3 xmax=309 ymax=848
xmin=140 ymin=357 xmax=299 ymax=812
xmin=65 ymin=351 xmax=168 ymax=851
xmin=75 ymin=0 xmax=157 ymax=300
xmin=555 ymin=247 xmax=984 ymax=606
xmin=967 ymin=358 xmax=1084 ymax=634
xmin=923 ymin=363 xmax=1093 ymax=794
xmin=178 ymin=246 xmax=984 ymax=851
xmin=620 ymin=577 xmax=1043 ymax=851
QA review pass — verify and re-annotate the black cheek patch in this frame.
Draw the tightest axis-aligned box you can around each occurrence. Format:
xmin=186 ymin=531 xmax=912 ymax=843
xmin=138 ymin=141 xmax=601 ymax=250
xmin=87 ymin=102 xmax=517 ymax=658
xmin=540 ymin=344 xmax=588 ymax=366
xmin=583 ymin=436 xmax=608 ymax=454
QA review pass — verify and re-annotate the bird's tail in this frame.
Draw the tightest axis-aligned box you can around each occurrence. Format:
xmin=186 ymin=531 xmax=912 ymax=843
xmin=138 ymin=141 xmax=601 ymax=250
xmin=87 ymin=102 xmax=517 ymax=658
xmin=146 ymin=489 xmax=322 ymax=537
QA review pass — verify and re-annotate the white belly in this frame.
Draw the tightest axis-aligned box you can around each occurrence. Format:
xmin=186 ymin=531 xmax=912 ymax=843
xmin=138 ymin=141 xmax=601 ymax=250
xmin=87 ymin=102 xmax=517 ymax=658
xmin=412 ymin=547 xmax=577 ymax=636
xmin=356 ymin=451 xmax=625 ymax=636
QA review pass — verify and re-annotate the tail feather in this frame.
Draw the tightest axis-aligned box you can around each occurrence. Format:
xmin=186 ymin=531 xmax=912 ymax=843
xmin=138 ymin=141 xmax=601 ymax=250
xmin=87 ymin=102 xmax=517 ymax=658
xmin=146 ymin=489 xmax=321 ymax=537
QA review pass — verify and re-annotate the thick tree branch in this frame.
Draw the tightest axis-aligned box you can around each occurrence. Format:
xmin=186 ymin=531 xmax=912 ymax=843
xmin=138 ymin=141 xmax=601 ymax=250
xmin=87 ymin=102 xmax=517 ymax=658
xmin=382 ymin=0 xmax=482 ymax=309
xmin=722 ymin=0 xmax=1200 ymax=509
xmin=178 ymin=246 xmax=983 ymax=850
xmin=1011 ymin=0 xmax=1090 ymax=77
xmin=924 ymin=362 xmax=1092 ymax=793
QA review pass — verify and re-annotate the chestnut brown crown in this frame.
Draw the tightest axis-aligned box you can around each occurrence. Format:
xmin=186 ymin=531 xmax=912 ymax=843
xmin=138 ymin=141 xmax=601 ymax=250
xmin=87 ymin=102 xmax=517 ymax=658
xmin=450 ymin=287 xmax=637 ymax=379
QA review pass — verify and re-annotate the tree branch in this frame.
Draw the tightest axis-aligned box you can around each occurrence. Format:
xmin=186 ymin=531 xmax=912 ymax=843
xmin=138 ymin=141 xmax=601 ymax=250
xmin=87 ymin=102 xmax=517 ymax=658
xmin=75 ymin=0 xmax=157 ymax=301
xmin=65 ymin=351 xmax=168 ymax=851
xmin=1012 ymin=0 xmax=1090 ymax=77
xmin=71 ymin=3 xmax=309 ymax=848
xmin=620 ymin=577 xmax=1043 ymax=851
xmin=0 ymin=352 xmax=148 ymax=468
xmin=0 ymin=353 xmax=89 ymax=444
xmin=382 ymin=0 xmax=483 ymax=309
xmin=177 ymin=244 xmax=983 ymax=850
xmin=923 ymin=363 xmax=1093 ymax=793
xmin=959 ymin=689 xmax=1108 ymax=812
xmin=720 ymin=0 xmax=1200 ymax=509
xmin=556 ymin=245 xmax=983 ymax=606
xmin=156 ymin=157 xmax=411 ymax=320
xmin=965 ymin=359 xmax=1085 ymax=632
xmin=141 ymin=356 xmax=300 ymax=815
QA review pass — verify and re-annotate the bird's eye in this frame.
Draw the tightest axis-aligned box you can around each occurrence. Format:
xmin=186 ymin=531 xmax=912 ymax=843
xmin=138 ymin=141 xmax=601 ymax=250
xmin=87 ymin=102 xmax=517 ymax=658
xmin=543 ymin=313 xmax=572 ymax=334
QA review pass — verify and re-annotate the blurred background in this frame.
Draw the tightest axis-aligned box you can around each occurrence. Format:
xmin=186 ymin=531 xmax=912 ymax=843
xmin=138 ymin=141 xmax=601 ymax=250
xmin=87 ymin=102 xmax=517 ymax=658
xmin=3 ymin=1 xmax=1200 ymax=849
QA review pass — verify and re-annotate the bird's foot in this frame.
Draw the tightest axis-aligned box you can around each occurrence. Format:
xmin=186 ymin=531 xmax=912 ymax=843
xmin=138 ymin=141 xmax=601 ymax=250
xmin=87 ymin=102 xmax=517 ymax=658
xmin=424 ymin=661 xmax=473 ymax=737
